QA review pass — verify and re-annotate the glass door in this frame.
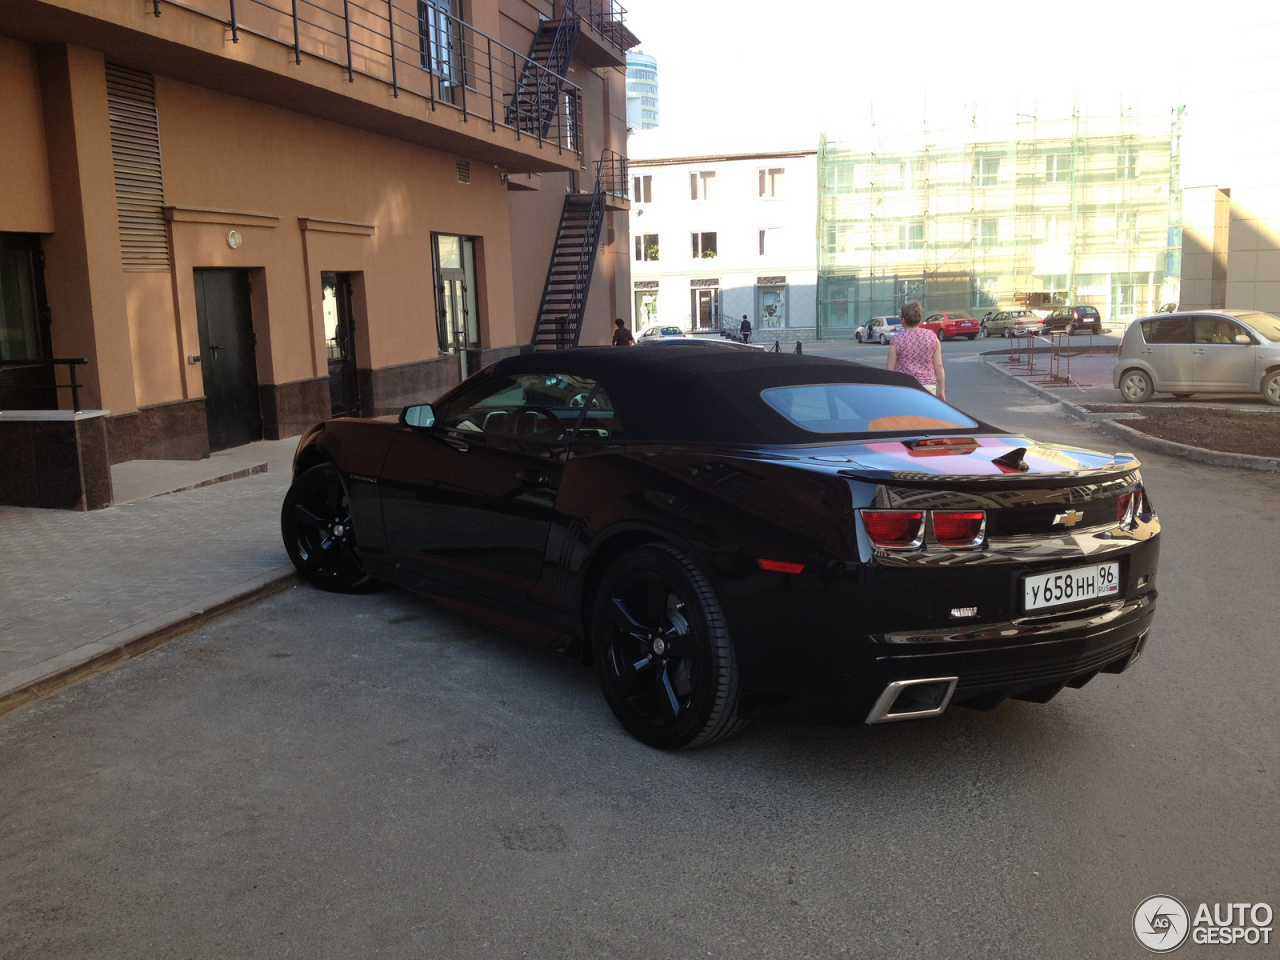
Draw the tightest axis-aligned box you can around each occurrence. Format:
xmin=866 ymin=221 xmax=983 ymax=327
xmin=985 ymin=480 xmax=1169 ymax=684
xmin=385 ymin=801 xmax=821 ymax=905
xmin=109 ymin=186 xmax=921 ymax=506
xmin=432 ymin=235 xmax=481 ymax=380
xmin=321 ymin=272 xmax=361 ymax=417
xmin=691 ymin=287 xmax=719 ymax=332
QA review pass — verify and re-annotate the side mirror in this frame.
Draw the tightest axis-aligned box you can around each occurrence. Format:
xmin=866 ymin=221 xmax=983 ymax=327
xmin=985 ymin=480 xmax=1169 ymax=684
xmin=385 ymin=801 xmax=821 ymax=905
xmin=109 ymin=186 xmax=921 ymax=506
xmin=401 ymin=403 xmax=436 ymax=428
xmin=1235 ymin=334 xmax=1252 ymax=345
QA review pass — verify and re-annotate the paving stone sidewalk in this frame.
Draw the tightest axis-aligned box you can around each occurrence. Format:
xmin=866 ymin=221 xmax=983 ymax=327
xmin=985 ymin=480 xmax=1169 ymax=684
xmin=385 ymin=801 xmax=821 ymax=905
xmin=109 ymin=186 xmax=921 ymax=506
xmin=0 ymin=439 xmax=301 ymax=711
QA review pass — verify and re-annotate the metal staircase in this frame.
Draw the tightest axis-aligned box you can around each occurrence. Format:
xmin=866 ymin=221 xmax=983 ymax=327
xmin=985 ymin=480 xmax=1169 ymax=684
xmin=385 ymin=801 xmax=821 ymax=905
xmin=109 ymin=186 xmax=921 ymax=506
xmin=530 ymin=149 xmax=628 ymax=350
xmin=530 ymin=190 xmax=605 ymax=350
xmin=506 ymin=2 xmax=580 ymax=137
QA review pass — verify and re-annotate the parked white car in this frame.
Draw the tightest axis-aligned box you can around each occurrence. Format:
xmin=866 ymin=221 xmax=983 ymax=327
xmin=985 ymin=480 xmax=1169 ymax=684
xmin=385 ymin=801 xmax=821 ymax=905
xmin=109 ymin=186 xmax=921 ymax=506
xmin=854 ymin=316 xmax=902 ymax=344
xmin=1114 ymin=309 xmax=1280 ymax=404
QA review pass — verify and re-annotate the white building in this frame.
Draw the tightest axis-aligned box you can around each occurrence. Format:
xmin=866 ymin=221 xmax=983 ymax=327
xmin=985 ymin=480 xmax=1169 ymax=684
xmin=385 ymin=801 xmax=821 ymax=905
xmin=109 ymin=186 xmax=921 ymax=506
xmin=625 ymin=51 xmax=659 ymax=132
xmin=627 ymin=134 xmax=818 ymax=341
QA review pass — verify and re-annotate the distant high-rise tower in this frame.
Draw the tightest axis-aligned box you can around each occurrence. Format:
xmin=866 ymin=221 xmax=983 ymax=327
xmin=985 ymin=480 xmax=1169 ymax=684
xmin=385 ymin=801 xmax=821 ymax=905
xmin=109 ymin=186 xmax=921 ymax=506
xmin=626 ymin=51 xmax=659 ymax=131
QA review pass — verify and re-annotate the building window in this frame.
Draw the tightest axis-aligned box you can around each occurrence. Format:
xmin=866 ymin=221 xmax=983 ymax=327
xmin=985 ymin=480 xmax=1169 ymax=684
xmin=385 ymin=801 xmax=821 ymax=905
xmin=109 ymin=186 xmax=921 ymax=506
xmin=1046 ymin=153 xmax=1073 ymax=183
xmin=691 ymin=232 xmax=717 ymax=258
xmin=759 ymin=167 xmax=784 ymax=198
xmin=1042 ymin=215 xmax=1069 ymax=243
xmin=690 ymin=170 xmax=716 ymax=201
xmin=635 ymin=289 xmax=658 ymax=329
xmin=1116 ymin=209 xmax=1139 ymax=243
xmin=978 ymin=218 xmax=999 ymax=246
xmin=1117 ymin=151 xmax=1138 ymax=180
xmin=632 ymin=175 xmax=652 ymax=203
xmin=634 ymin=234 xmax=659 ymax=261
xmin=758 ymin=285 xmax=786 ymax=329
xmin=899 ymin=221 xmax=924 ymax=250
xmin=973 ymin=156 xmax=1000 ymax=187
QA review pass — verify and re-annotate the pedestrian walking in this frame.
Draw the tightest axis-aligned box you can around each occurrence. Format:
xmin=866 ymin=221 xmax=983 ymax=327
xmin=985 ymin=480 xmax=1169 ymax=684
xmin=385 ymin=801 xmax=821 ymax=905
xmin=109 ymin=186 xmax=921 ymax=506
xmin=611 ymin=318 xmax=634 ymax=346
xmin=739 ymin=314 xmax=752 ymax=344
xmin=886 ymin=300 xmax=946 ymax=400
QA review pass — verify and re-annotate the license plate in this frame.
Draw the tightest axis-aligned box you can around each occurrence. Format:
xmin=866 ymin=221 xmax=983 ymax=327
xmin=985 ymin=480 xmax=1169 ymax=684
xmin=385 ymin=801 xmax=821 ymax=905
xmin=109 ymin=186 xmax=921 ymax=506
xmin=1023 ymin=562 xmax=1120 ymax=612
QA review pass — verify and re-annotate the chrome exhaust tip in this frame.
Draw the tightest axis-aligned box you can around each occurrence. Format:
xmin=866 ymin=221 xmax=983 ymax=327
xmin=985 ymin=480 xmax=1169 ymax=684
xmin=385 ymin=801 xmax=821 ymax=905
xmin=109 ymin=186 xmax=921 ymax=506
xmin=865 ymin=677 xmax=959 ymax=725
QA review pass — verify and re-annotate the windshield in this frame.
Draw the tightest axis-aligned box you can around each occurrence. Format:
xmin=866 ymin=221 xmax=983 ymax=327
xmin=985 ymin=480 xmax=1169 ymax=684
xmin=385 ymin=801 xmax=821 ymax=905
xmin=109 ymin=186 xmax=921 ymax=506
xmin=1237 ymin=312 xmax=1280 ymax=341
xmin=761 ymin=383 xmax=979 ymax=434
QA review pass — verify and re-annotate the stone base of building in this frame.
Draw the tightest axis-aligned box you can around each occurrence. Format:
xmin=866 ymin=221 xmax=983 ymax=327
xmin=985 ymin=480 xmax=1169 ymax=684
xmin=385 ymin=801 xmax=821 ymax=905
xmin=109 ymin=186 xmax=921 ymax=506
xmin=106 ymin=399 xmax=209 ymax=464
xmin=0 ymin=411 xmax=113 ymax=510
xmin=260 ymin=377 xmax=329 ymax=441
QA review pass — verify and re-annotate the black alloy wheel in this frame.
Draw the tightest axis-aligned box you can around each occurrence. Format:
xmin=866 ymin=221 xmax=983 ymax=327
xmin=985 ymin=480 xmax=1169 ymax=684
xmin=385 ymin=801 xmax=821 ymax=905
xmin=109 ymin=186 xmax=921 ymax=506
xmin=281 ymin=463 xmax=377 ymax=592
xmin=591 ymin=544 xmax=745 ymax=750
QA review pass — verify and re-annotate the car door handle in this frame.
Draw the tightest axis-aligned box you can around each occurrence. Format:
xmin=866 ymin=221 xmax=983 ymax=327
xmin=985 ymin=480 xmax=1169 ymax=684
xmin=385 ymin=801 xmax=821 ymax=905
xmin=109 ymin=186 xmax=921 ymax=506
xmin=1192 ymin=348 xmax=1206 ymax=354
xmin=517 ymin=468 xmax=550 ymax=487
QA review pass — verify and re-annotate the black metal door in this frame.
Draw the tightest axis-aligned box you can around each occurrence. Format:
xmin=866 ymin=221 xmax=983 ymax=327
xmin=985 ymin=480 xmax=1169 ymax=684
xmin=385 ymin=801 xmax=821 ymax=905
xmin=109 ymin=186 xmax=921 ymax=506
xmin=322 ymin=272 xmax=360 ymax=417
xmin=194 ymin=268 xmax=261 ymax=451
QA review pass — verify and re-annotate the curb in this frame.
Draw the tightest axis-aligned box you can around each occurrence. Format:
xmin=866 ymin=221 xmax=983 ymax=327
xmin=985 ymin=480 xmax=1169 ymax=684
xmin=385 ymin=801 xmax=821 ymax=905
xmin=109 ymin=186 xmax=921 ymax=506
xmin=0 ymin=564 xmax=300 ymax=718
xmin=982 ymin=356 xmax=1280 ymax=473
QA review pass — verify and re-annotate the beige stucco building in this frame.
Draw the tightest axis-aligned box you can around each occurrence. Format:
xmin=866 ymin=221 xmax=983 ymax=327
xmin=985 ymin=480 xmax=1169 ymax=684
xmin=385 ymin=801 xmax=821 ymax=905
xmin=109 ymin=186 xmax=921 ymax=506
xmin=0 ymin=0 xmax=634 ymax=471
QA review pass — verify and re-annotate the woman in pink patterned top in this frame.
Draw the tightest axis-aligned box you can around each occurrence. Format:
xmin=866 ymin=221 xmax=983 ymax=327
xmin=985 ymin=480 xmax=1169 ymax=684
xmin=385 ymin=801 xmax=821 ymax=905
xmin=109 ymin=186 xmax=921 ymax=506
xmin=886 ymin=300 xmax=946 ymax=400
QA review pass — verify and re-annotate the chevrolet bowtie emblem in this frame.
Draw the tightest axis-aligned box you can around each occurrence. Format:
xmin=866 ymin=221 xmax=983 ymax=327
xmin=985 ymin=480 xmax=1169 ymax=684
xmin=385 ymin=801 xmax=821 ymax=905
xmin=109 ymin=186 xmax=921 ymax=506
xmin=1053 ymin=510 xmax=1085 ymax=527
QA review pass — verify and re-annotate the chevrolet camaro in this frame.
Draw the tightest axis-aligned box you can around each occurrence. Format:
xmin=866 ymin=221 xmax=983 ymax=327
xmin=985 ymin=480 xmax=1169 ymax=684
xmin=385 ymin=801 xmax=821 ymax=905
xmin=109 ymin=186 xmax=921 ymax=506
xmin=281 ymin=347 xmax=1160 ymax=749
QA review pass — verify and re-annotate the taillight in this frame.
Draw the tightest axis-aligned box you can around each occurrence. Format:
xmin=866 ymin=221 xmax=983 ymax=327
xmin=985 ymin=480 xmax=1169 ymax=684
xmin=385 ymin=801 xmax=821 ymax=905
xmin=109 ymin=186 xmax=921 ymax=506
xmin=861 ymin=510 xmax=925 ymax=549
xmin=933 ymin=511 xmax=987 ymax=548
xmin=1117 ymin=484 xmax=1147 ymax=527
xmin=1117 ymin=492 xmax=1133 ymax=525
xmin=1072 ymin=308 xmax=1079 ymax=320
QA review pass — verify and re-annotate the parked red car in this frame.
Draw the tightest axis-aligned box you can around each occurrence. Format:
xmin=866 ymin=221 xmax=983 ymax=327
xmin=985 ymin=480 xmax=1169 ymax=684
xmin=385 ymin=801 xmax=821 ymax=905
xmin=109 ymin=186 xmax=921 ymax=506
xmin=922 ymin=311 xmax=981 ymax=341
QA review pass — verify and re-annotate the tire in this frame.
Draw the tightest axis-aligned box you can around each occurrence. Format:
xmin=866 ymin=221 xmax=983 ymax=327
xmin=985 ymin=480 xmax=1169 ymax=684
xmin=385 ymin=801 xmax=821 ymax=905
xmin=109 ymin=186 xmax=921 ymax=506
xmin=981 ymin=324 xmax=991 ymax=338
xmin=1118 ymin=369 xmax=1155 ymax=404
xmin=855 ymin=332 xmax=863 ymax=343
xmin=880 ymin=333 xmax=889 ymax=345
xmin=1263 ymin=369 xmax=1280 ymax=407
xmin=1003 ymin=328 xmax=1011 ymax=339
xmin=591 ymin=543 xmax=745 ymax=750
xmin=966 ymin=334 xmax=978 ymax=341
xmin=281 ymin=463 xmax=378 ymax=592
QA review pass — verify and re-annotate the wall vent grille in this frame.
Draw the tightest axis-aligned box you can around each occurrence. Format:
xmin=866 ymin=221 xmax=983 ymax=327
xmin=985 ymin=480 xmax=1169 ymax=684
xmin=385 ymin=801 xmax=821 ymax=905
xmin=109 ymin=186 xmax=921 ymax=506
xmin=106 ymin=63 xmax=169 ymax=270
xmin=456 ymin=159 xmax=471 ymax=184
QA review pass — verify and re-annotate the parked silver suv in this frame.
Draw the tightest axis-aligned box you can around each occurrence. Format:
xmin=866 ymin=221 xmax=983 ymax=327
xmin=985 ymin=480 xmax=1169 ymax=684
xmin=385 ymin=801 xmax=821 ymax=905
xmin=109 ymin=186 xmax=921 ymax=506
xmin=1114 ymin=309 xmax=1280 ymax=404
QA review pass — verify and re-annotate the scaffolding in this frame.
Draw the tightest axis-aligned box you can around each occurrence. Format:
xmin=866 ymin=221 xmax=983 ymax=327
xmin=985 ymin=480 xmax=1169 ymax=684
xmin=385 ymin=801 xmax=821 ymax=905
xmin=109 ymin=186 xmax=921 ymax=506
xmin=816 ymin=110 xmax=1183 ymax=338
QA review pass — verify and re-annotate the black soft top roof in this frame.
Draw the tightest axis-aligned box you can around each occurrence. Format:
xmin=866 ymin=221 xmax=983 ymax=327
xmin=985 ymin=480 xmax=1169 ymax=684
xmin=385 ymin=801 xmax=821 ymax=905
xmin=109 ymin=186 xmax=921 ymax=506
xmin=488 ymin=346 xmax=972 ymax=444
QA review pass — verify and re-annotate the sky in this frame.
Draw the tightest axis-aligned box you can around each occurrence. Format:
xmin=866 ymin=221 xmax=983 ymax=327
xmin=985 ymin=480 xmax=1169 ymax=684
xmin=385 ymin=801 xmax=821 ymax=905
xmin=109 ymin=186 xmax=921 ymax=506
xmin=623 ymin=0 xmax=1278 ymax=186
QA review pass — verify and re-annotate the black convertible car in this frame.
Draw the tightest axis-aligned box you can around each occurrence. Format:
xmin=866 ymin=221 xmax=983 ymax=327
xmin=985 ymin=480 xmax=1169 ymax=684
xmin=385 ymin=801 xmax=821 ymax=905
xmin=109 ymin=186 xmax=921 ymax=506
xmin=282 ymin=346 xmax=1160 ymax=749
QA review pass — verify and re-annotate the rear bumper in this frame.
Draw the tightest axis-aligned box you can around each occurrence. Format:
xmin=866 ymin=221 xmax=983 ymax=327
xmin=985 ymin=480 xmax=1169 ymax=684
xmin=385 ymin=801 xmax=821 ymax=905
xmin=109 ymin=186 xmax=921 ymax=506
xmin=872 ymin=592 xmax=1155 ymax=711
xmin=735 ymin=590 xmax=1157 ymax=721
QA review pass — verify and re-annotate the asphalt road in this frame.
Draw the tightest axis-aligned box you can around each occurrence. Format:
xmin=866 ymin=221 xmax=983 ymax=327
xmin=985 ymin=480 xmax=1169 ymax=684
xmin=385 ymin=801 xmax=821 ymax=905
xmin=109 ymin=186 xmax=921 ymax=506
xmin=2 ymin=356 xmax=1277 ymax=959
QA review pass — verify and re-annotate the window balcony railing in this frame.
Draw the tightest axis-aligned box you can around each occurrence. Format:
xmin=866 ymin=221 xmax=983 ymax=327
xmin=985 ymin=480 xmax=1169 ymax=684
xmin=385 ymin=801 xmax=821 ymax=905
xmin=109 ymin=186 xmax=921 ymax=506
xmin=595 ymin=148 xmax=628 ymax=200
xmin=151 ymin=0 xmax=583 ymax=157
xmin=574 ymin=0 xmax=630 ymax=52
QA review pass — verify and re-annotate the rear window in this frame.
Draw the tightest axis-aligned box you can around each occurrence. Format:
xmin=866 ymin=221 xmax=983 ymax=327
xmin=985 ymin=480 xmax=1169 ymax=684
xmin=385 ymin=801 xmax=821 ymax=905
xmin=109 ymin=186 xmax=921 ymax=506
xmin=761 ymin=383 xmax=979 ymax=434
xmin=1141 ymin=317 xmax=1193 ymax=344
xmin=1076 ymin=306 xmax=1099 ymax=318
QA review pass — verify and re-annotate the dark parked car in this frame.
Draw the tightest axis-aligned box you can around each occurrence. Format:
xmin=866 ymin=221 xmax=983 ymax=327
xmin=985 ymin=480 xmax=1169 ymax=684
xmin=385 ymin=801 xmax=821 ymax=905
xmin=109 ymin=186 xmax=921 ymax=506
xmin=1042 ymin=305 xmax=1103 ymax=335
xmin=282 ymin=347 xmax=1161 ymax=749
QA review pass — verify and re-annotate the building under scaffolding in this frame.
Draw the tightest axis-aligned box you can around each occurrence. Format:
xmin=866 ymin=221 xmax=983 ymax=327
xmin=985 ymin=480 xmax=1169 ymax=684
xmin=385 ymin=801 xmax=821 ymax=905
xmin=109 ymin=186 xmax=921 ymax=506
xmin=816 ymin=111 xmax=1183 ymax=337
